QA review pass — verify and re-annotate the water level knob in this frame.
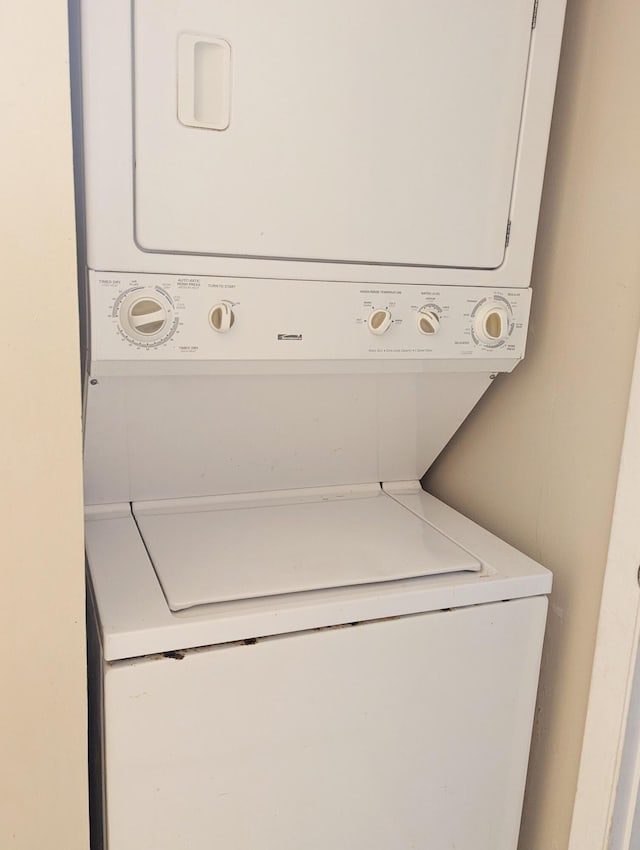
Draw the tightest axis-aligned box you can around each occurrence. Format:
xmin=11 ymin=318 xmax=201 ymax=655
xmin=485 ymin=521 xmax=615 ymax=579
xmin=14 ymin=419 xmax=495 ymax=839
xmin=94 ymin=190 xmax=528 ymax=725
xmin=417 ymin=309 xmax=440 ymax=335
xmin=368 ymin=309 xmax=392 ymax=335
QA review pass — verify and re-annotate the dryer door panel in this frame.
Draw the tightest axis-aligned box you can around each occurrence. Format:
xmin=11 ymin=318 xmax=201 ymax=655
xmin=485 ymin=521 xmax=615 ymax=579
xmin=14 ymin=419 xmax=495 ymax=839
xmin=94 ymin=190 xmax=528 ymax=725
xmin=133 ymin=0 xmax=534 ymax=269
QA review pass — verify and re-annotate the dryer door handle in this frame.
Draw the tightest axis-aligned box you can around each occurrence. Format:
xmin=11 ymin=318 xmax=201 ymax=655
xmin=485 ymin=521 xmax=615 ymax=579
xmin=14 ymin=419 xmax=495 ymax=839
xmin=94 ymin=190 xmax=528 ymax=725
xmin=177 ymin=34 xmax=231 ymax=131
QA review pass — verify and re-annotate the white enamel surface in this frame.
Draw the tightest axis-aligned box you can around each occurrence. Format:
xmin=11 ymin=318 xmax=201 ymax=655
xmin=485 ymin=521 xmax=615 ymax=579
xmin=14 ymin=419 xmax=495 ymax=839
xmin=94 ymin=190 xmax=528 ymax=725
xmin=134 ymin=0 xmax=531 ymax=268
xmin=83 ymin=371 xmax=492 ymax=504
xmin=85 ymin=490 xmax=551 ymax=661
xmin=98 ymin=596 xmax=547 ymax=850
xmin=79 ymin=0 xmax=566 ymax=285
xmin=133 ymin=486 xmax=480 ymax=610
xmin=88 ymin=271 xmax=531 ymax=363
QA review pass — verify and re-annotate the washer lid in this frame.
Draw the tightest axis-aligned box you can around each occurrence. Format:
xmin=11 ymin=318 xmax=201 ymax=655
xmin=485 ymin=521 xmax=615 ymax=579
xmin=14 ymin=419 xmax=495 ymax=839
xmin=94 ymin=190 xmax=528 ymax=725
xmin=132 ymin=485 xmax=480 ymax=612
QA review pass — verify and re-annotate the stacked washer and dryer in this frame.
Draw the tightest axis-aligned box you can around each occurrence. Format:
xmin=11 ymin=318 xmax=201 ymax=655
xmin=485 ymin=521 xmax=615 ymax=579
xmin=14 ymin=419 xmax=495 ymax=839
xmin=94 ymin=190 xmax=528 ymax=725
xmin=73 ymin=1 xmax=567 ymax=848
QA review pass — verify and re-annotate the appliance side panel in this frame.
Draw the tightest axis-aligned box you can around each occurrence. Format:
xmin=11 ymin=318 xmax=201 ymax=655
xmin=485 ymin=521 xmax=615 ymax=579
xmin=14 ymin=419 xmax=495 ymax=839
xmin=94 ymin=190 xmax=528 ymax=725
xmin=83 ymin=371 xmax=492 ymax=503
xmin=68 ymin=0 xmax=90 ymax=379
xmin=86 ymin=575 xmax=106 ymax=850
xmin=103 ymin=596 xmax=547 ymax=850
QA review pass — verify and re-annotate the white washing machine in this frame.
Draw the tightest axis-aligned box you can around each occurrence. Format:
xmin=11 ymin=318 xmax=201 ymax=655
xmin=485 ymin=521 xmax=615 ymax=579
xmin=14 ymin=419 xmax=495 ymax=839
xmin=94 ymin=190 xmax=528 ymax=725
xmin=86 ymin=485 xmax=550 ymax=850
xmin=72 ymin=1 xmax=566 ymax=848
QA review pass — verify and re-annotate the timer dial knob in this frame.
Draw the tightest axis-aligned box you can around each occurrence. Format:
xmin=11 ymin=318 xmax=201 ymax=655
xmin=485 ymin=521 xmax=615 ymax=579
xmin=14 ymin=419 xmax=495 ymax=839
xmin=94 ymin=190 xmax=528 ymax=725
xmin=474 ymin=302 xmax=510 ymax=344
xmin=209 ymin=302 xmax=235 ymax=333
xmin=368 ymin=309 xmax=392 ymax=335
xmin=119 ymin=293 xmax=169 ymax=340
xmin=417 ymin=309 xmax=440 ymax=335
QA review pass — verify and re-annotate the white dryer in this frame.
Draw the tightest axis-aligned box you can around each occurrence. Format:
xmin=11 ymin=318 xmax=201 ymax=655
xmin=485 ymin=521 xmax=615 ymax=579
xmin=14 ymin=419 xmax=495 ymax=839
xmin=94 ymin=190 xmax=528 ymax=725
xmin=77 ymin=0 xmax=565 ymax=287
xmin=71 ymin=1 xmax=567 ymax=848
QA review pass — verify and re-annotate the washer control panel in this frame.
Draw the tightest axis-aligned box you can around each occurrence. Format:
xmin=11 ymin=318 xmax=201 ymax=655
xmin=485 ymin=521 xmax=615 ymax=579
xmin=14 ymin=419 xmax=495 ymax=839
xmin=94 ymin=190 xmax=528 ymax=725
xmin=90 ymin=272 xmax=531 ymax=361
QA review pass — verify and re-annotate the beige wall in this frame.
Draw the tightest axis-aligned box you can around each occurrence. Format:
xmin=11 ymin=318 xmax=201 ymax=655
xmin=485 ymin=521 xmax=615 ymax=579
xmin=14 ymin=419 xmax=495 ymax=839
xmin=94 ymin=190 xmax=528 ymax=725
xmin=425 ymin=1 xmax=640 ymax=848
xmin=2 ymin=2 xmax=639 ymax=849
xmin=0 ymin=3 xmax=88 ymax=849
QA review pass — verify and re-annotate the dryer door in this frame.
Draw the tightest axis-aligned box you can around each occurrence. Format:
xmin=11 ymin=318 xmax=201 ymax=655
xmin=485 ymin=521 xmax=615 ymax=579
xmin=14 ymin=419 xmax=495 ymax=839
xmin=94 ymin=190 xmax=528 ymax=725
xmin=133 ymin=0 xmax=535 ymax=270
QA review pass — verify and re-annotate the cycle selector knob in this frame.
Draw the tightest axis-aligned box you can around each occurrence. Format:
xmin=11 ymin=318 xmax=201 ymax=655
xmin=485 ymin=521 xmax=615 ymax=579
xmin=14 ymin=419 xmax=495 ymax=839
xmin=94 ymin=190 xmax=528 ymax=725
xmin=368 ymin=309 xmax=392 ymax=335
xmin=119 ymin=293 xmax=169 ymax=340
xmin=474 ymin=301 xmax=510 ymax=344
xmin=417 ymin=309 xmax=440 ymax=335
xmin=209 ymin=302 xmax=235 ymax=333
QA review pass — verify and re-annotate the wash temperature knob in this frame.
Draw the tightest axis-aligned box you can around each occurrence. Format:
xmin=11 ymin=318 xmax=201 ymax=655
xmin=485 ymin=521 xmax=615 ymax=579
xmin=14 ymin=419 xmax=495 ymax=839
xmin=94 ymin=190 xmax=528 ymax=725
xmin=209 ymin=303 xmax=235 ymax=333
xmin=368 ymin=309 xmax=392 ymax=335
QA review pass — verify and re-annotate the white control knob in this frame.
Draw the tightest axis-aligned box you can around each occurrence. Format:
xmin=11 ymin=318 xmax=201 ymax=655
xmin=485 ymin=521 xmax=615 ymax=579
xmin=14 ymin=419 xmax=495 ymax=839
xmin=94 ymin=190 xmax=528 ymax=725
xmin=417 ymin=309 xmax=440 ymax=335
xmin=209 ymin=302 xmax=235 ymax=333
xmin=368 ymin=309 xmax=392 ymax=335
xmin=122 ymin=296 xmax=168 ymax=338
xmin=474 ymin=302 xmax=510 ymax=344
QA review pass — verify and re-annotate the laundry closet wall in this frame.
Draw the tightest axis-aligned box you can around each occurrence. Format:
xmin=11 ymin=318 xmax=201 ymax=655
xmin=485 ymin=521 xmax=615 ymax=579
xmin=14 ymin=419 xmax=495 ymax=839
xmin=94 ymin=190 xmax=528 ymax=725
xmin=0 ymin=2 xmax=88 ymax=849
xmin=425 ymin=1 xmax=640 ymax=848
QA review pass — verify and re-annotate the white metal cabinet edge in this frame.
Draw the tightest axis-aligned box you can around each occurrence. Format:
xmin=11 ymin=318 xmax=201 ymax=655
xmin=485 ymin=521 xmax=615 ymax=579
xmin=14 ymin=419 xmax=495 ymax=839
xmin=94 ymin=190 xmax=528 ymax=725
xmin=78 ymin=0 xmax=566 ymax=286
xmin=96 ymin=597 xmax=547 ymax=850
xmin=85 ymin=487 xmax=551 ymax=661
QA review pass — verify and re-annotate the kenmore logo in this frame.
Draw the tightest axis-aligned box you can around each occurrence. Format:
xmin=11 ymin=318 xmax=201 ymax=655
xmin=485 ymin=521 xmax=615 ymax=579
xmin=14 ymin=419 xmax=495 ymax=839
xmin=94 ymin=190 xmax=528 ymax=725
xmin=277 ymin=334 xmax=303 ymax=341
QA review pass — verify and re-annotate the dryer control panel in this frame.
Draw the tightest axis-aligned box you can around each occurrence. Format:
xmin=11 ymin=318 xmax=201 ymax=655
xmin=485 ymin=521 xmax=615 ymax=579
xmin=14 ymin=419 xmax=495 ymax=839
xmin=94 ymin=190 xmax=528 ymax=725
xmin=89 ymin=272 xmax=531 ymax=362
